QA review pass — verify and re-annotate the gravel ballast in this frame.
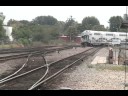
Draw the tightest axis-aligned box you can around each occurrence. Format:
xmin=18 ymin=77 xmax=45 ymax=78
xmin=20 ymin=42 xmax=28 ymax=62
xmin=0 ymin=47 xmax=91 ymax=78
xmin=44 ymin=47 xmax=128 ymax=90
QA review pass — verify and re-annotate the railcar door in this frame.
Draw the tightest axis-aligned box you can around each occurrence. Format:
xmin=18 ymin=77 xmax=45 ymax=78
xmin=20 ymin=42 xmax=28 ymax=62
xmin=81 ymin=35 xmax=89 ymax=46
xmin=86 ymin=35 xmax=89 ymax=41
xmin=81 ymin=35 xmax=89 ymax=42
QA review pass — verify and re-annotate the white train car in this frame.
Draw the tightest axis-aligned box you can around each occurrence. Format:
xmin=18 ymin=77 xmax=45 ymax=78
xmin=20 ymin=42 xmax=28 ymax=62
xmin=81 ymin=30 xmax=128 ymax=46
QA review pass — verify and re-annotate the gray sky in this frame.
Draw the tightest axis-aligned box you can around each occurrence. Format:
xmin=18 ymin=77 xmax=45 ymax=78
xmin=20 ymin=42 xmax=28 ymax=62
xmin=0 ymin=6 xmax=127 ymax=27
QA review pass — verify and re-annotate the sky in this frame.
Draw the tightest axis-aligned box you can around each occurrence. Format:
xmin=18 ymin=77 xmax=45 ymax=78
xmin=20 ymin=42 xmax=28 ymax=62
xmin=0 ymin=6 xmax=127 ymax=27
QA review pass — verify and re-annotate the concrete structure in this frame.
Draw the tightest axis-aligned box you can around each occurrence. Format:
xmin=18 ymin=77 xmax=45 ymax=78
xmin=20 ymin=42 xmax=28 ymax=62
xmin=91 ymin=48 xmax=109 ymax=65
xmin=0 ymin=12 xmax=13 ymax=41
xmin=3 ymin=26 xmax=13 ymax=41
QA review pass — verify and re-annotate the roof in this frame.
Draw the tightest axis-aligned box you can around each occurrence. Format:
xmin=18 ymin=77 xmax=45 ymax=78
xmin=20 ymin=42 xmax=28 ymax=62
xmin=82 ymin=30 xmax=126 ymax=34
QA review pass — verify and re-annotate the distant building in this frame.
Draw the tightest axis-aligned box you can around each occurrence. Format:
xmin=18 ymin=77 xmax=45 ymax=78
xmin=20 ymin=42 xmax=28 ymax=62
xmin=0 ymin=12 xmax=13 ymax=41
xmin=59 ymin=35 xmax=70 ymax=42
xmin=3 ymin=26 xmax=13 ymax=41
xmin=59 ymin=35 xmax=81 ymax=44
xmin=123 ymin=14 xmax=128 ymax=21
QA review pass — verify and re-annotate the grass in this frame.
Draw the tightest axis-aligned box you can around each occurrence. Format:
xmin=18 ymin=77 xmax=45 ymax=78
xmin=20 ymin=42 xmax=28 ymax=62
xmin=0 ymin=44 xmax=22 ymax=49
xmin=94 ymin=64 xmax=128 ymax=71
xmin=32 ymin=40 xmax=80 ymax=47
xmin=0 ymin=41 xmax=80 ymax=50
xmin=87 ymin=64 xmax=95 ymax=68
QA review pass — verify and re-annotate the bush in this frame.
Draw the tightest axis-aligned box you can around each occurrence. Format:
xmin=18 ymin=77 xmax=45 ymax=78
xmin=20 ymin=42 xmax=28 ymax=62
xmin=18 ymin=38 xmax=31 ymax=46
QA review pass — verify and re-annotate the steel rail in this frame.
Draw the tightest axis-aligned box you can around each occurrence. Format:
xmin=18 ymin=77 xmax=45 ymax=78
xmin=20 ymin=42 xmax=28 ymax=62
xmin=0 ymin=47 xmax=93 ymax=85
xmin=28 ymin=48 xmax=101 ymax=90
xmin=0 ymin=46 xmax=76 ymax=61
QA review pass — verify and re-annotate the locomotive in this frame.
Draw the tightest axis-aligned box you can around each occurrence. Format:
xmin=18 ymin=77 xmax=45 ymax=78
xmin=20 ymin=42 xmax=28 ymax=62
xmin=81 ymin=30 xmax=128 ymax=47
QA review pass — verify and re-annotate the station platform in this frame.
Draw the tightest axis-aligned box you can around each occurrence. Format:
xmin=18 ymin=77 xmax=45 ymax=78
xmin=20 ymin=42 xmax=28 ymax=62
xmin=91 ymin=48 xmax=109 ymax=65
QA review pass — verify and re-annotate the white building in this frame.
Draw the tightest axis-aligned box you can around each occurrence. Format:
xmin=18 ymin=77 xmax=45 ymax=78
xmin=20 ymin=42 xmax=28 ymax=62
xmin=3 ymin=26 xmax=13 ymax=41
xmin=0 ymin=12 xmax=13 ymax=41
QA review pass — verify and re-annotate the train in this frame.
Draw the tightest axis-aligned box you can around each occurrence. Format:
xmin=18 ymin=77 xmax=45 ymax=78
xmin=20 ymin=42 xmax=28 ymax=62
xmin=81 ymin=30 xmax=128 ymax=47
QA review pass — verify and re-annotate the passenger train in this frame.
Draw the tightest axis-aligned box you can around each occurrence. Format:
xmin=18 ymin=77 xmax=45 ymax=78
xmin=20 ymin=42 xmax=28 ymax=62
xmin=81 ymin=30 xmax=128 ymax=46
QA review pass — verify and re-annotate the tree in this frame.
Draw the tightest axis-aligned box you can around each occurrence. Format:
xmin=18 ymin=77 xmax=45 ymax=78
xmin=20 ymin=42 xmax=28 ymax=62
xmin=12 ymin=25 xmax=32 ymax=46
xmin=109 ymin=16 xmax=123 ymax=32
xmin=32 ymin=16 xmax=58 ymax=25
xmin=7 ymin=19 xmax=24 ymax=28
xmin=11 ymin=20 xmax=61 ymax=45
xmin=19 ymin=20 xmax=30 ymax=25
xmin=82 ymin=16 xmax=100 ymax=30
xmin=64 ymin=16 xmax=75 ymax=31
xmin=64 ymin=16 xmax=78 ymax=42
xmin=56 ymin=21 xmax=65 ymax=35
xmin=0 ymin=20 xmax=2 ymax=31
xmin=76 ymin=23 xmax=85 ymax=33
xmin=0 ymin=20 xmax=9 ymax=44
xmin=8 ymin=19 xmax=17 ymax=26
xmin=92 ymin=25 xmax=107 ymax=31
xmin=67 ymin=26 xmax=78 ymax=42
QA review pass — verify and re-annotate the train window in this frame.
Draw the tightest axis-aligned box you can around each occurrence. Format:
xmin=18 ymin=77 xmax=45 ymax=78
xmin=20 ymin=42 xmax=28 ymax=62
xmin=119 ymin=34 xmax=127 ymax=36
xmin=106 ymin=34 xmax=113 ymax=36
xmin=94 ymin=33 xmax=100 ymax=35
xmin=92 ymin=37 xmax=95 ymax=39
xmin=81 ymin=36 xmax=85 ymax=39
xmin=99 ymin=38 xmax=106 ymax=40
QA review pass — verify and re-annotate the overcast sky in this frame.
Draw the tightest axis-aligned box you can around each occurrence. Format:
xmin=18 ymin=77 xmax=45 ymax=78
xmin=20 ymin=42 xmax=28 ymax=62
xmin=0 ymin=6 xmax=127 ymax=27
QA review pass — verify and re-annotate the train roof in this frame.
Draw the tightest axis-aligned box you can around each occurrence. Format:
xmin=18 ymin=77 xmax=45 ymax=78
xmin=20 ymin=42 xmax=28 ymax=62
xmin=82 ymin=30 xmax=128 ymax=35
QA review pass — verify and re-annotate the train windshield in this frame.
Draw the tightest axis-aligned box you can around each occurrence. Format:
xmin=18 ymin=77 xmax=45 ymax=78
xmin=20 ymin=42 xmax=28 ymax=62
xmin=82 ymin=35 xmax=89 ymax=40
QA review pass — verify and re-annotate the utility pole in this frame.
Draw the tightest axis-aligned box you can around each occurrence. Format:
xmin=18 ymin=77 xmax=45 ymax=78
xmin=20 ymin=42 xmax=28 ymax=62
xmin=67 ymin=16 xmax=75 ymax=43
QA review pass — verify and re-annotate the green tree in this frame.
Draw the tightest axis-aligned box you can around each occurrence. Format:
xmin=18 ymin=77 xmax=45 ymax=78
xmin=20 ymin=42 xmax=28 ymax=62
xmin=92 ymin=25 xmax=107 ymax=31
xmin=82 ymin=16 xmax=100 ymax=30
xmin=8 ymin=19 xmax=24 ymax=28
xmin=0 ymin=20 xmax=2 ymax=31
xmin=76 ymin=23 xmax=85 ymax=33
xmin=32 ymin=16 xmax=58 ymax=25
xmin=12 ymin=25 xmax=32 ymax=46
xmin=67 ymin=26 xmax=78 ymax=42
xmin=64 ymin=16 xmax=78 ymax=42
xmin=109 ymin=16 xmax=123 ymax=32
xmin=56 ymin=21 xmax=65 ymax=35
xmin=10 ymin=15 xmax=78 ymax=45
xmin=0 ymin=20 xmax=9 ymax=43
xmin=64 ymin=16 xmax=75 ymax=31
xmin=8 ymin=19 xmax=17 ymax=26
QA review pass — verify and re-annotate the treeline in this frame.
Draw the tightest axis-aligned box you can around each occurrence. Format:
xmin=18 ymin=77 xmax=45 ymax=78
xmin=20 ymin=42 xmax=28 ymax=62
xmin=7 ymin=16 xmax=107 ymax=46
xmin=3 ymin=15 xmax=127 ymax=46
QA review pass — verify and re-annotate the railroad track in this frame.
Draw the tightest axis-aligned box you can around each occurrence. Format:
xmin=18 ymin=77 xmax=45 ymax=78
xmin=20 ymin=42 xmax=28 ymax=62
xmin=0 ymin=46 xmax=55 ymax=54
xmin=0 ymin=45 xmax=79 ymax=62
xmin=0 ymin=53 xmax=46 ymax=80
xmin=0 ymin=45 xmax=80 ymax=54
xmin=0 ymin=45 xmax=80 ymax=80
xmin=0 ymin=47 xmax=101 ymax=90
